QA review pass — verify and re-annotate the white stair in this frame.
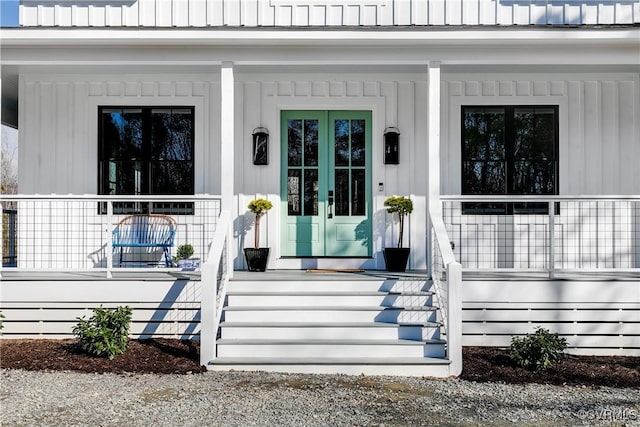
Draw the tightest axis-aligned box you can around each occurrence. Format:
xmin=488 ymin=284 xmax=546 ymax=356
xmin=208 ymin=271 xmax=451 ymax=377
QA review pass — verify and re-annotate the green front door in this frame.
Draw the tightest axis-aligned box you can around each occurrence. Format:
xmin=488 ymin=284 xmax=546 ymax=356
xmin=281 ymin=111 xmax=372 ymax=257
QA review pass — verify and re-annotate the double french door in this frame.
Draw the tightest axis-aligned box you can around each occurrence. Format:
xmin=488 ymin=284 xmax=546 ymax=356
xmin=281 ymin=111 xmax=372 ymax=257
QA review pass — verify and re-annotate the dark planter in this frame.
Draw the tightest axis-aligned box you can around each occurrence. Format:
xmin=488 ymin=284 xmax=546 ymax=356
xmin=383 ymin=248 xmax=410 ymax=272
xmin=244 ymin=248 xmax=270 ymax=272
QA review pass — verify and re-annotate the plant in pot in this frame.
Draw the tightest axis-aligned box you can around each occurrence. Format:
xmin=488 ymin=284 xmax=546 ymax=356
xmin=244 ymin=198 xmax=273 ymax=272
xmin=174 ymin=243 xmax=200 ymax=269
xmin=383 ymin=195 xmax=413 ymax=272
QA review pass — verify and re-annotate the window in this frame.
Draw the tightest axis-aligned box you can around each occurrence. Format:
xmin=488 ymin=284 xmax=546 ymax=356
xmin=98 ymin=107 xmax=194 ymax=214
xmin=462 ymin=106 xmax=558 ymax=214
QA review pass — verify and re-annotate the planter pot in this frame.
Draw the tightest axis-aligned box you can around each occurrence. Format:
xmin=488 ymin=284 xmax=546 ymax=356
xmin=244 ymin=248 xmax=270 ymax=272
xmin=176 ymin=258 xmax=201 ymax=269
xmin=383 ymin=248 xmax=410 ymax=272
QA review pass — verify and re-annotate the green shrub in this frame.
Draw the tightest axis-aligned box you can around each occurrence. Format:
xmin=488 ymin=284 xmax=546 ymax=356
xmin=176 ymin=243 xmax=194 ymax=260
xmin=510 ymin=327 xmax=568 ymax=371
xmin=72 ymin=305 xmax=133 ymax=360
xmin=0 ymin=311 xmax=4 ymax=332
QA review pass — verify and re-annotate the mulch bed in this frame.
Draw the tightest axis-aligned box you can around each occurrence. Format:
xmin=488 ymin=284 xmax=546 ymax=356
xmin=460 ymin=347 xmax=640 ymax=388
xmin=1 ymin=339 xmax=638 ymax=387
xmin=0 ymin=339 xmax=206 ymax=374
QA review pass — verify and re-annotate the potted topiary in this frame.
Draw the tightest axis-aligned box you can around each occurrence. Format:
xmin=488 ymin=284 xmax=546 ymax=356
xmin=174 ymin=243 xmax=200 ymax=269
xmin=244 ymin=198 xmax=273 ymax=272
xmin=383 ymin=195 xmax=413 ymax=272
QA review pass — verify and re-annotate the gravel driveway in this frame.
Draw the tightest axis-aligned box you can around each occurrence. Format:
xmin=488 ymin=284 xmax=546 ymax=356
xmin=2 ymin=369 xmax=639 ymax=426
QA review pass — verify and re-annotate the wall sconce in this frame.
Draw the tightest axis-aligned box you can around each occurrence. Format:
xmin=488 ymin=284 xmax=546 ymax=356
xmin=383 ymin=127 xmax=400 ymax=164
xmin=252 ymin=127 xmax=269 ymax=165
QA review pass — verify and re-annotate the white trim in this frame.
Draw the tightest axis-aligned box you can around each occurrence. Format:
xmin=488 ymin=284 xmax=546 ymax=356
xmin=2 ymin=28 xmax=638 ymax=46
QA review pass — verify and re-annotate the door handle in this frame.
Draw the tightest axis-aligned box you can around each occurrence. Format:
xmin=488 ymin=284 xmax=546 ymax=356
xmin=328 ymin=190 xmax=334 ymax=218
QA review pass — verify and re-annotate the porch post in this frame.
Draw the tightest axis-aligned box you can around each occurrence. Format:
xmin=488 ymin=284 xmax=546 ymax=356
xmin=220 ymin=61 xmax=234 ymax=278
xmin=427 ymin=61 xmax=441 ymax=210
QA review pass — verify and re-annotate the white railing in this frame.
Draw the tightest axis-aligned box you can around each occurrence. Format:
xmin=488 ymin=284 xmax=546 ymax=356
xmin=429 ymin=205 xmax=462 ymax=376
xmin=441 ymin=195 xmax=640 ymax=276
xmin=200 ymin=210 xmax=232 ymax=367
xmin=0 ymin=194 xmax=222 ymax=278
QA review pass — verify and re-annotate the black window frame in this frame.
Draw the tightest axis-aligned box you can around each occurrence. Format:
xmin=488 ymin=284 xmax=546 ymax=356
xmin=461 ymin=105 xmax=559 ymax=215
xmin=98 ymin=106 xmax=195 ymax=215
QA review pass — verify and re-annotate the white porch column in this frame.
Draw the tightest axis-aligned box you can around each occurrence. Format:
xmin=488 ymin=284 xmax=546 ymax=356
xmin=427 ymin=61 xmax=441 ymax=210
xmin=220 ymin=62 xmax=235 ymax=214
xmin=220 ymin=62 xmax=235 ymax=279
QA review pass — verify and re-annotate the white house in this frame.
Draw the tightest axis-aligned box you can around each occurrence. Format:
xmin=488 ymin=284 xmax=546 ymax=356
xmin=1 ymin=0 xmax=639 ymax=377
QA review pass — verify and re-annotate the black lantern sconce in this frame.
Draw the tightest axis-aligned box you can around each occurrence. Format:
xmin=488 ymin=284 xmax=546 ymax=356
xmin=252 ymin=127 xmax=269 ymax=165
xmin=383 ymin=127 xmax=400 ymax=164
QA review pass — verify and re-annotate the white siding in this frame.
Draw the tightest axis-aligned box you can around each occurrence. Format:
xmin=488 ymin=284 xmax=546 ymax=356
xmin=1 ymin=280 xmax=201 ymax=339
xmin=462 ymin=280 xmax=640 ymax=356
xmin=442 ymin=73 xmax=640 ymax=196
xmin=18 ymin=74 xmax=220 ymax=195
xmin=20 ymin=0 xmax=640 ymax=27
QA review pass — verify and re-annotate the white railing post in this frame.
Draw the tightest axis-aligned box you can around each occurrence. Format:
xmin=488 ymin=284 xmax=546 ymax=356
xmin=106 ymin=200 xmax=113 ymax=278
xmin=200 ymin=210 xmax=231 ymax=367
xmin=549 ymin=200 xmax=555 ymax=279
xmin=447 ymin=260 xmax=463 ymax=376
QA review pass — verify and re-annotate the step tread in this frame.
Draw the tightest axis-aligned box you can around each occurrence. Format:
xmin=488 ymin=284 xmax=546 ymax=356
xmin=211 ymin=357 xmax=450 ymax=365
xmin=216 ymin=338 xmax=446 ymax=345
xmin=223 ymin=305 xmax=438 ymax=311
xmin=220 ymin=321 xmax=442 ymax=328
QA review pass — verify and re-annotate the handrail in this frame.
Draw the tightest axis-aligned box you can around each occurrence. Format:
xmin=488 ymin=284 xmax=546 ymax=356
xmin=0 ymin=194 xmax=223 ymax=201
xmin=441 ymin=195 xmax=640 ymax=202
xmin=200 ymin=210 xmax=231 ymax=367
xmin=429 ymin=205 xmax=462 ymax=376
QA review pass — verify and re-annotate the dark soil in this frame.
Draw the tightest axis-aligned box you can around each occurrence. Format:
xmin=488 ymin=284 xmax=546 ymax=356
xmin=1 ymin=339 xmax=638 ymax=387
xmin=0 ymin=339 xmax=206 ymax=375
xmin=460 ymin=346 xmax=640 ymax=388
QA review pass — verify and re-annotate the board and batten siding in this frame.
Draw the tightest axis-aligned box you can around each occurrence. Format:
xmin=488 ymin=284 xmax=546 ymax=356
xmin=233 ymin=72 xmax=430 ymax=270
xmin=20 ymin=0 xmax=640 ymax=27
xmin=0 ymin=279 xmax=202 ymax=339
xmin=18 ymin=74 xmax=221 ymax=195
xmin=442 ymin=73 xmax=640 ymax=196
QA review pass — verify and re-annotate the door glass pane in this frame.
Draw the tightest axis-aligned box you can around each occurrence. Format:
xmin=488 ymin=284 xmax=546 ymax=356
xmin=351 ymin=120 xmax=365 ymax=166
xmin=352 ymin=169 xmax=365 ymax=215
xmin=288 ymin=120 xmax=302 ymax=166
xmin=152 ymin=161 xmax=194 ymax=194
xmin=335 ymin=169 xmax=349 ymax=216
xmin=287 ymin=169 xmax=301 ymax=216
xmin=304 ymin=120 xmax=319 ymax=166
xmin=304 ymin=169 xmax=318 ymax=216
xmin=334 ymin=120 xmax=349 ymax=166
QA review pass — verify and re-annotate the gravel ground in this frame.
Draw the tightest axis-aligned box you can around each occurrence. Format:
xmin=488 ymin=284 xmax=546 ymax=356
xmin=2 ymin=369 xmax=639 ymax=426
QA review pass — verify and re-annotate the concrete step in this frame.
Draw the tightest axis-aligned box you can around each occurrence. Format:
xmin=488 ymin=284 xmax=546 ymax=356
xmin=222 ymin=306 xmax=439 ymax=323
xmin=207 ymin=357 xmax=451 ymax=377
xmin=225 ymin=291 xmax=434 ymax=307
xmin=219 ymin=321 xmax=441 ymax=340
xmin=216 ymin=338 xmax=446 ymax=358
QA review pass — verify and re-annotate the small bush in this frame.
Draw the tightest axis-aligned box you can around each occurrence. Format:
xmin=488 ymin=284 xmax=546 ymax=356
xmin=0 ymin=311 xmax=4 ymax=332
xmin=176 ymin=244 xmax=194 ymax=260
xmin=510 ymin=327 xmax=568 ymax=371
xmin=72 ymin=305 xmax=133 ymax=360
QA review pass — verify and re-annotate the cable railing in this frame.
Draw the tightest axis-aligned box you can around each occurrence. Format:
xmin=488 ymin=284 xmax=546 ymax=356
xmin=200 ymin=210 xmax=232 ymax=367
xmin=0 ymin=195 xmax=222 ymax=278
xmin=429 ymin=205 xmax=462 ymax=376
xmin=441 ymin=195 xmax=640 ymax=276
